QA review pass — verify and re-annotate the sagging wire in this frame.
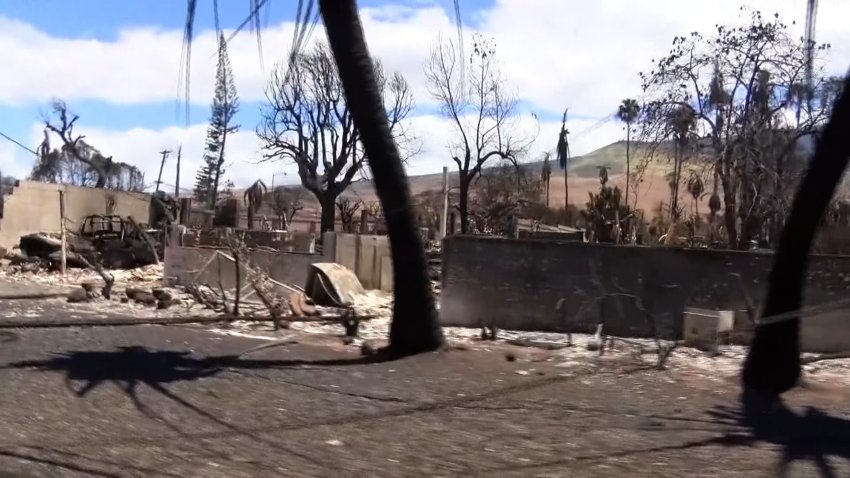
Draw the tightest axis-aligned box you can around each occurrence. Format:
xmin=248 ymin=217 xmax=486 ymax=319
xmin=754 ymin=295 xmax=850 ymax=327
xmin=250 ymin=0 xmax=266 ymax=72
xmin=277 ymin=0 xmax=320 ymax=90
xmin=0 ymin=130 xmax=39 ymax=156
xmin=183 ymin=0 xmax=320 ymax=126
xmin=224 ymin=0 xmax=271 ymax=45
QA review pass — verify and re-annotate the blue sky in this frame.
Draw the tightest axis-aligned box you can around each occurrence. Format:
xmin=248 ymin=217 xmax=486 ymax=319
xmin=0 ymin=4 xmax=466 ymax=128
xmin=1 ymin=0 xmax=847 ymax=191
xmin=0 ymin=0 xmax=526 ymax=189
xmin=0 ymin=0 xmax=497 ymax=128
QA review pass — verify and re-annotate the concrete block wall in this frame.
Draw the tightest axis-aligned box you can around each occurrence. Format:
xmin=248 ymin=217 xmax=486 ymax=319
xmin=323 ymin=232 xmax=392 ymax=291
xmin=164 ymin=231 xmax=392 ymax=293
xmin=0 ymin=181 xmax=150 ymax=248
xmin=180 ymin=229 xmax=316 ymax=252
xmin=439 ymin=236 xmax=850 ymax=352
xmin=163 ymin=245 xmax=320 ymax=291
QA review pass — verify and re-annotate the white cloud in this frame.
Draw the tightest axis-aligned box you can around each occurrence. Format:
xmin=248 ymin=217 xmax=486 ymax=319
xmin=12 ymin=111 xmax=619 ymax=190
xmin=475 ymin=0 xmax=850 ymax=116
xmin=2 ymin=0 xmax=849 ymax=187
xmin=0 ymin=6 xmax=455 ymax=109
xmin=0 ymin=141 xmax=28 ymax=179
xmin=2 ymin=1 xmax=847 ymax=113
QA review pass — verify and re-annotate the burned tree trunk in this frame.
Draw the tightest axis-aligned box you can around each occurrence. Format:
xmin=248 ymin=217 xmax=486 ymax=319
xmin=742 ymin=74 xmax=850 ymax=397
xmin=319 ymin=0 xmax=445 ymax=357
xmin=320 ymin=194 xmax=337 ymax=233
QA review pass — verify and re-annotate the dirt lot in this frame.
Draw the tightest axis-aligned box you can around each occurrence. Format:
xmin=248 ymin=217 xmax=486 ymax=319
xmin=2 ymin=280 xmax=850 ymax=477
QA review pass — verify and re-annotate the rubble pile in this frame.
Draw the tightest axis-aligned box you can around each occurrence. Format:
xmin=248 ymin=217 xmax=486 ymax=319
xmin=2 ymin=256 xmax=163 ymax=287
xmin=2 ymin=233 xmax=92 ymax=274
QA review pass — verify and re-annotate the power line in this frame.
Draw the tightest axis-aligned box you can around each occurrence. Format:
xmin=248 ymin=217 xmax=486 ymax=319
xmin=0 ymin=130 xmax=38 ymax=156
xmin=541 ymin=112 xmax=617 ymax=157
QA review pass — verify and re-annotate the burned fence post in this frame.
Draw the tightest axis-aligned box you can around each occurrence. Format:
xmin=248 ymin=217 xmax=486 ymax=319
xmin=58 ymin=190 xmax=67 ymax=276
xmin=179 ymin=197 xmax=192 ymax=226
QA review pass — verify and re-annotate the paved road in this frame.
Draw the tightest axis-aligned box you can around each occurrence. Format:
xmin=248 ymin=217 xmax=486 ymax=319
xmin=1 ymin=291 xmax=850 ymax=476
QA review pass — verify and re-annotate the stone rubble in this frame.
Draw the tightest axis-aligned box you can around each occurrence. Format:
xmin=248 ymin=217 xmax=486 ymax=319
xmin=1 ymin=262 xmax=164 ymax=288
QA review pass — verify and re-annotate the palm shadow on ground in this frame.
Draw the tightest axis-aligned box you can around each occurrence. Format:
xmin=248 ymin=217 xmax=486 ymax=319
xmin=10 ymin=347 xmax=850 ymax=475
xmin=0 ymin=446 xmax=182 ymax=478
xmin=4 ymin=347 xmax=386 ymax=470
xmin=706 ymin=392 xmax=850 ymax=477
xmin=466 ymin=393 xmax=850 ymax=476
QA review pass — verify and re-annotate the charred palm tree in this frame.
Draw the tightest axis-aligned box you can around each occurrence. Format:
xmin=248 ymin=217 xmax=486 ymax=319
xmin=541 ymin=153 xmax=552 ymax=208
xmin=182 ymin=0 xmax=451 ymax=359
xmin=742 ymin=0 xmax=850 ymax=399
xmin=743 ymin=74 xmax=850 ymax=398
xmin=556 ymin=109 xmax=571 ymax=222
xmin=243 ymin=179 xmax=267 ymax=230
xmin=318 ymin=0 xmax=445 ymax=357
xmin=617 ymin=99 xmax=640 ymax=208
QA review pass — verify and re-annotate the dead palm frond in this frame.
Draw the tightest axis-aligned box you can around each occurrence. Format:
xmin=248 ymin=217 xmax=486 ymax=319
xmin=244 ymin=179 xmax=268 ymax=211
xmin=556 ymin=109 xmax=570 ymax=170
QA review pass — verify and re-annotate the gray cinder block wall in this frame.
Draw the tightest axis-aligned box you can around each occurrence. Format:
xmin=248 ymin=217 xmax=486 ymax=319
xmin=439 ymin=236 xmax=850 ymax=350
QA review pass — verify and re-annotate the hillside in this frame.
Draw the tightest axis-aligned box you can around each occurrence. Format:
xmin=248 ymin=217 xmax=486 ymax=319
xmin=247 ymin=140 xmax=698 ymax=221
xmin=343 ymin=140 xmax=681 ymax=212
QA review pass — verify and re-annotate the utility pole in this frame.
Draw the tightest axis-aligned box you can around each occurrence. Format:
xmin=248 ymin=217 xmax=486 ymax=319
xmin=439 ymin=166 xmax=449 ymax=240
xmin=155 ymin=149 xmax=171 ymax=193
xmin=59 ymin=190 xmax=66 ymax=275
xmin=174 ymin=145 xmax=182 ymax=197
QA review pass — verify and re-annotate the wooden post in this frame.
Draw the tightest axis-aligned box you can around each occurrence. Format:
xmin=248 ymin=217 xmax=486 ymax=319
xmin=155 ymin=149 xmax=171 ymax=193
xmin=59 ymin=190 xmax=67 ymax=275
xmin=359 ymin=209 xmax=369 ymax=234
xmin=174 ymin=145 xmax=182 ymax=197
xmin=440 ymin=166 xmax=449 ymax=240
xmin=178 ymin=197 xmax=192 ymax=225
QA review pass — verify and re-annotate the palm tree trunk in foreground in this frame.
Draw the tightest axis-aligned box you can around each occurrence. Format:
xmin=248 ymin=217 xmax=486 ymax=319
xmin=318 ymin=0 xmax=445 ymax=357
xmin=742 ymin=74 xmax=850 ymax=397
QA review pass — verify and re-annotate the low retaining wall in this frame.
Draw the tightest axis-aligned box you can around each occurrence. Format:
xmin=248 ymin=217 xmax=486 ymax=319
xmin=439 ymin=236 xmax=850 ymax=352
xmin=181 ymin=229 xmax=316 ymax=252
xmin=163 ymin=231 xmax=390 ymax=293
xmin=164 ymin=245 xmax=321 ymax=291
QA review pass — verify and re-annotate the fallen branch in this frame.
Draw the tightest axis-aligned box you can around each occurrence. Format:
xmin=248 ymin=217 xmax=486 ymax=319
xmin=0 ymin=292 xmax=71 ymax=300
xmin=236 ymin=335 xmax=299 ymax=357
xmin=250 ymin=273 xmax=290 ymax=330
xmin=505 ymin=338 xmax=570 ymax=350
xmin=77 ymin=254 xmax=115 ymax=299
xmin=184 ymin=282 xmax=225 ymax=311
xmin=0 ymin=313 xmax=378 ymax=329
xmin=802 ymin=352 xmax=850 ymax=364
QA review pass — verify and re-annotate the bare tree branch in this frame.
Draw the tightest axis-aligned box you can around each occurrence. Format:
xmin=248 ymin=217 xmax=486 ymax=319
xmin=258 ymin=43 xmax=416 ymax=231
xmin=424 ymin=33 xmax=536 ymax=233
